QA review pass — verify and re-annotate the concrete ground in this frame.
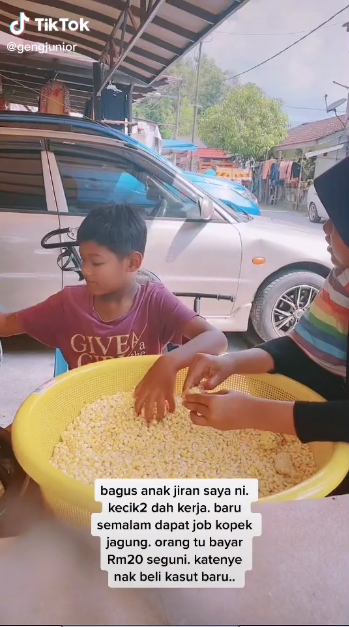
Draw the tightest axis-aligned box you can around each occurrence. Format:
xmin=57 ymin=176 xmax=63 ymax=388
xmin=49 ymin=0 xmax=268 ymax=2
xmin=0 ymin=336 xmax=54 ymax=428
xmin=0 ymin=334 xmax=248 ymax=429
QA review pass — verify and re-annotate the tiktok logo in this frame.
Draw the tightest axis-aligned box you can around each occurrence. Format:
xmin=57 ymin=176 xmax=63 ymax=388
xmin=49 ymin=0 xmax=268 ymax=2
xmin=9 ymin=11 xmax=30 ymax=35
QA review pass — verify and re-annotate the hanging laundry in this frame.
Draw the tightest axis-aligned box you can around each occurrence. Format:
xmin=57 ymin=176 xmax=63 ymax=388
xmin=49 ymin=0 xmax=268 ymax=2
xmin=285 ymin=161 xmax=293 ymax=183
xmin=84 ymin=98 xmax=92 ymax=118
xmin=270 ymin=162 xmax=280 ymax=184
xmin=83 ymin=88 xmax=129 ymax=125
xmin=279 ymin=160 xmax=291 ymax=181
xmin=262 ymin=159 xmax=276 ymax=179
xmin=291 ymin=161 xmax=301 ymax=179
xmin=101 ymin=88 xmax=128 ymax=121
xmin=39 ymin=80 xmax=70 ymax=115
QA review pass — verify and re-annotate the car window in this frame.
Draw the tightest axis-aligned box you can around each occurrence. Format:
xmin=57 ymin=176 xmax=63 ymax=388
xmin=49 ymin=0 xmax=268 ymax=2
xmin=0 ymin=142 xmax=47 ymax=213
xmin=50 ymin=141 xmax=201 ymax=220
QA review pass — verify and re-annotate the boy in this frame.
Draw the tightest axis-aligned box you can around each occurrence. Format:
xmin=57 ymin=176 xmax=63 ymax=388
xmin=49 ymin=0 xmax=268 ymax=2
xmin=0 ymin=204 xmax=227 ymax=421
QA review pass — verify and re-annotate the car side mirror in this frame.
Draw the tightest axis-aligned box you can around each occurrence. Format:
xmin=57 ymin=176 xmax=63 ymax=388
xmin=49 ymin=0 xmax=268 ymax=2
xmin=199 ymin=196 xmax=214 ymax=220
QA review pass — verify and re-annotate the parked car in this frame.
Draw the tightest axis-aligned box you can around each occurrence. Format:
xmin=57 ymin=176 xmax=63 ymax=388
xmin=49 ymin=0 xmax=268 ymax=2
xmin=307 ymin=183 xmax=329 ymax=223
xmin=183 ymin=171 xmax=261 ymax=216
xmin=0 ymin=112 xmax=332 ymax=342
xmin=99 ymin=168 xmax=261 ymax=217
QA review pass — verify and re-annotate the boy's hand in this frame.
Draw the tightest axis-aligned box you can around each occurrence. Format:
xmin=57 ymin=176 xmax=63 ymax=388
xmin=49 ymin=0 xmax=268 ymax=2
xmin=183 ymin=389 xmax=258 ymax=431
xmin=134 ymin=356 xmax=177 ymax=423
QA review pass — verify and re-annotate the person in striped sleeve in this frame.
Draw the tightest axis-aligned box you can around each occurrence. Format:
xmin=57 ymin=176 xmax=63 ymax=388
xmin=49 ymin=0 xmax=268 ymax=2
xmin=183 ymin=156 xmax=349 ymax=495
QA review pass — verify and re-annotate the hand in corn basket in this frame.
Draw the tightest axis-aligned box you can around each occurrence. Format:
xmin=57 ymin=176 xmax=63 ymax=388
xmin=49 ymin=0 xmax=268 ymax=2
xmin=183 ymin=389 xmax=257 ymax=430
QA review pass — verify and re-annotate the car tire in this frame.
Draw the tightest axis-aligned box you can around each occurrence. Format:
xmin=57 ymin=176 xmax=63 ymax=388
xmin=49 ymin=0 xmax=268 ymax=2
xmin=308 ymin=202 xmax=321 ymax=223
xmin=250 ymin=270 xmax=325 ymax=342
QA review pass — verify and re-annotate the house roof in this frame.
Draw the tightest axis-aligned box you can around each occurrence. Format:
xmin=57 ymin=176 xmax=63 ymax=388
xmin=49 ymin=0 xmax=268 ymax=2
xmin=275 ymin=114 xmax=347 ymax=150
xmin=197 ymin=148 xmax=230 ymax=159
xmin=0 ymin=0 xmax=250 ymax=86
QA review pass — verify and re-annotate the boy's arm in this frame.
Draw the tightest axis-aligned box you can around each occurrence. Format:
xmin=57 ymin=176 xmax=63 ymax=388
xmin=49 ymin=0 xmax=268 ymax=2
xmin=0 ymin=313 xmax=25 ymax=337
xmin=157 ymin=285 xmax=227 ymax=358
xmin=3 ymin=292 xmax=65 ymax=348
xmin=162 ymin=315 xmax=227 ymax=370
xmin=135 ymin=286 xmax=226 ymax=420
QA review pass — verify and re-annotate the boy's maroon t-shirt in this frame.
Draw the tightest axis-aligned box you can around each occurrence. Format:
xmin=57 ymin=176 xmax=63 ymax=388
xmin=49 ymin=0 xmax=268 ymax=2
xmin=16 ymin=283 xmax=197 ymax=369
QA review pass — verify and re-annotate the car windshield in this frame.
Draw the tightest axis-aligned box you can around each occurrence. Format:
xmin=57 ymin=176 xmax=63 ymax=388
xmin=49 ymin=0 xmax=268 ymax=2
xmin=134 ymin=150 xmax=247 ymax=222
xmin=187 ymin=179 xmax=252 ymax=221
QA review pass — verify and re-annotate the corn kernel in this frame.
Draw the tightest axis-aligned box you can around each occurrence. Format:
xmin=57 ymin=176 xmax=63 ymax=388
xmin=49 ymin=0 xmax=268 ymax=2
xmin=187 ymin=386 xmax=203 ymax=395
xmin=50 ymin=391 xmax=317 ymax=498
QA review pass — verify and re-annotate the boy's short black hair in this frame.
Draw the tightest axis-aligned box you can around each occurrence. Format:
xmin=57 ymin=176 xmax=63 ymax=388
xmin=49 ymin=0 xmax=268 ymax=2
xmin=77 ymin=204 xmax=147 ymax=256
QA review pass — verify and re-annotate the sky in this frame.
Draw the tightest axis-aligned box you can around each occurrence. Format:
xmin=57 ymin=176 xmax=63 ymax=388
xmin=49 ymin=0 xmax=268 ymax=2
xmin=203 ymin=0 xmax=349 ymax=128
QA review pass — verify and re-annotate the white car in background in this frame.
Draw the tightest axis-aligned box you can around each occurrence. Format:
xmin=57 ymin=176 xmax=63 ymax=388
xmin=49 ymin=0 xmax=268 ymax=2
xmin=307 ymin=184 xmax=329 ymax=223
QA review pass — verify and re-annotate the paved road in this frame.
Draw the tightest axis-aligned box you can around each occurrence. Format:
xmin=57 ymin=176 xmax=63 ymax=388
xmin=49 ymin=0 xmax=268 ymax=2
xmin=261 ymin=207 xmax=324 ymax=230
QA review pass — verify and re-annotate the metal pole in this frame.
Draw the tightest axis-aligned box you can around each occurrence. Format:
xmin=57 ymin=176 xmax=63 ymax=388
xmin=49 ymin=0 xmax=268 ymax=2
xmin=175 ymin=81 xmax=182 ymax=140
xmin=92 ymin=62 xmax=102 ymax=121
xmin=191 ymin=41 xmax=202 ymax=145
xmin=127 ymin=84 xmax=133 ymax=136
xmin=190 ymin=41 xmax=203 ymax=170
xmin=173 ymin=81 xmax=182 ymax=166
xmin=295 ymin=149 xmax=305 ymax=212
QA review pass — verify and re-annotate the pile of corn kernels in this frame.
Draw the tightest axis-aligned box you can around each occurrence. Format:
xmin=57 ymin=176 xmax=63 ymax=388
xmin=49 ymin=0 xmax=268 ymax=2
xmin=50 ymin=391 xmax=317 ymax=498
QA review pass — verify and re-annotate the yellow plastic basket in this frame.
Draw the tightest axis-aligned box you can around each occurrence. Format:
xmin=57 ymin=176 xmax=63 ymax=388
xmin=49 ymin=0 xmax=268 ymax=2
xmin=11 ymin=356 xmax=349 ymax=528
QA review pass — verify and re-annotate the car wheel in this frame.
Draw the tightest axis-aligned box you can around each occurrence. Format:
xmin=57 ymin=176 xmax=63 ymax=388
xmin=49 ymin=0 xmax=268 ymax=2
xmin=308 ymin=202 xmax=321 ymax=223
xmin=250 ymin=270 xmax=325 ymax=341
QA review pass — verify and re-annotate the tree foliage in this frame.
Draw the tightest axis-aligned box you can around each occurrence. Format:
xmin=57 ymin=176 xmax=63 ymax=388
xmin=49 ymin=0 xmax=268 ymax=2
xmin=133 ymin=54 xmax=233 ymax=138
xmin=199 ymin=83 xmax=289 ymax=159
xmin=133 ymin=93 xmax=193 ymax=139
xmin=171 ymin=54 xmax=233 ymax=113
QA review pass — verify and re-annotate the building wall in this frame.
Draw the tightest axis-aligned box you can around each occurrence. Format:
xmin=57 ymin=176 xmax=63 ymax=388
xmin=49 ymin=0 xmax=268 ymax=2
xmin=315 ymin=148 xmax=346 ymax=178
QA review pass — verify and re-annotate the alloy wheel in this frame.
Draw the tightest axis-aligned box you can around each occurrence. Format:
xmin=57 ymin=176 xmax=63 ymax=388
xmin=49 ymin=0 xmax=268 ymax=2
xmin=271 ymin=284 xmax=319 ymax=335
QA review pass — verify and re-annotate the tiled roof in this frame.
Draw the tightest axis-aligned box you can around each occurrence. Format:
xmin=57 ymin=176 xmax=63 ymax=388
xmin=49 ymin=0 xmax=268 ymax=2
xmin=197 ymin=148 xmax=230 ymax=159
xmin=276 ymin=114 xmax=347 ymax=148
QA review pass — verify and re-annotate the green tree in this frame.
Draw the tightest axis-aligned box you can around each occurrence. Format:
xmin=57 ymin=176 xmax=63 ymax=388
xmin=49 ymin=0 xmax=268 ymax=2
xmin=199 ymin=83 xmax=289 ymax=159
xmin=171 ymin=54 xmax=234 ymax=113
xmin=134 ymin=92 xmax=194 ymax=139
xmin=134 ymin=53 xmax=235 ymax=139
xmin=133 ymin=96 xmax=175 ymax=139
